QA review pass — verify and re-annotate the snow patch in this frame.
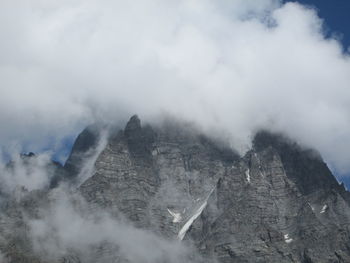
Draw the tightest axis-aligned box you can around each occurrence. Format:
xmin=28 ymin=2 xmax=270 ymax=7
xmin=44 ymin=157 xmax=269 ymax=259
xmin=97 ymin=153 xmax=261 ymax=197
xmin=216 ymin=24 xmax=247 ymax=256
xmin=245 ymin=169 xmax=251 ymax=183
xmin=320 ymin=204 xmax=328 ymax=214
xmin=308 ymin=202 xmax=314 ymax=212
xmin=284 ymin=234 xmax=293 ymax=244
xmin=167 ymin=209 xmax=182 ymax=223
xmin=178 ymin=202 xmax=207 ymax=241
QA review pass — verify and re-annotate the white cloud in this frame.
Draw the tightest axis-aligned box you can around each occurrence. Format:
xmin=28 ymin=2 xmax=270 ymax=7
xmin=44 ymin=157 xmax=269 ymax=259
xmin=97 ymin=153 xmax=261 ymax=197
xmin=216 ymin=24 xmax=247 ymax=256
xmin=28 ymin=189 xmax=199 ymax=262
xmin=0 ymin=152 xmax=54 ymax=193
xmin=0 ymin=0 xmax=350 ymax=172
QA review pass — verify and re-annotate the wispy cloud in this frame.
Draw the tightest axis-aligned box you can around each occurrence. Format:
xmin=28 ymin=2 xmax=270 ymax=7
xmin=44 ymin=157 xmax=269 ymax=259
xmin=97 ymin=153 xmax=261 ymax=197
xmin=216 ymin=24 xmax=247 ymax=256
xmin=28 ymin=189 xmax=197 ymax=263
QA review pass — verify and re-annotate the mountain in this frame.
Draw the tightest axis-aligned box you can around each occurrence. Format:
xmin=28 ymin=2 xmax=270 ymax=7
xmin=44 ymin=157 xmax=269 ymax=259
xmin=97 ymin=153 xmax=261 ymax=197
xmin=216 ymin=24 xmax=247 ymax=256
xmin=0 ymin=115 xmax=350 ymax=262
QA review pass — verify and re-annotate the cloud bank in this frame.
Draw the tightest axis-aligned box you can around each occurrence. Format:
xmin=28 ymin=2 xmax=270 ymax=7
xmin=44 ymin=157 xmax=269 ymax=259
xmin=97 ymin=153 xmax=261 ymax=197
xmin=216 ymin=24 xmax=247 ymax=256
xmin=0 ymin=0 xmax=350 ymax=172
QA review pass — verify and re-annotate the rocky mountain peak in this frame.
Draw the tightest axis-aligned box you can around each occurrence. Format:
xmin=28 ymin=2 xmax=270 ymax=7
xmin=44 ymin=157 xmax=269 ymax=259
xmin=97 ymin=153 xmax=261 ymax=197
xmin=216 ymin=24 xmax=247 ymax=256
xmin=1 ymin=116 xmax=350 ymax=263
xmin=20 ymin=152 xmax=36 ymax=158
xmin=253 ymin=130 xmax=342 ymax=195
xmin=124 ymin=114 xmax=141 ymax=134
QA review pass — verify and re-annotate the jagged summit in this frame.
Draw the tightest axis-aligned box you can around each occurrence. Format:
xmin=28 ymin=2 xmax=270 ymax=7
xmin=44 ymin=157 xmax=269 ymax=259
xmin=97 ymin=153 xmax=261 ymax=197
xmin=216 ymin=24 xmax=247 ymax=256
xmin=1 ymin=115 xmax=350 ymax=262
xmin=124 ymin=114 xmax=141 ymax=133
xmin=64 ymin=124 xmax=101 ymax=175
xmin=253 ymin=130 xmax=343 ymax=195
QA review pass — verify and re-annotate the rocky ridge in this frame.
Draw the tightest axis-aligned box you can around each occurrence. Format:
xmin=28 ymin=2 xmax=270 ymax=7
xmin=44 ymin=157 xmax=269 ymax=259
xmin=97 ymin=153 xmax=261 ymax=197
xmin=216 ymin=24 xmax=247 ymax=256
xmin=0 ymin=115 xmax=349 ymax=262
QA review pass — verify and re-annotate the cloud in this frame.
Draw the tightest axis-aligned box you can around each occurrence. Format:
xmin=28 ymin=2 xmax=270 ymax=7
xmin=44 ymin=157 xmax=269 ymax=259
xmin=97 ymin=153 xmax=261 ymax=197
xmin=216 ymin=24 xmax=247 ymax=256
xmin=0 ymin=0 xmax=350 ymax=172
xmin=28 ymin=188 xmax=202 ymax=263
xmin=0 ymin=152 xmax=54 ymax=194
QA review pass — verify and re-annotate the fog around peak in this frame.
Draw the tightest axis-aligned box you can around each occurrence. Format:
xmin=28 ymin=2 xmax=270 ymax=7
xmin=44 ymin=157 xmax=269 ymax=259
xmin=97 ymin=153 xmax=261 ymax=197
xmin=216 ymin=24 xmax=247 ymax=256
xmin=0 ymin=0 xmax=350 ymax=173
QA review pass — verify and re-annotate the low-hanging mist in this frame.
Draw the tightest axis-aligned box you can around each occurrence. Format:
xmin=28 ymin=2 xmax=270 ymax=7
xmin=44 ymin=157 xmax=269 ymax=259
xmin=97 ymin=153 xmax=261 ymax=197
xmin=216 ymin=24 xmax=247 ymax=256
xmin=0 ymin=0 xmax=350 ymax=173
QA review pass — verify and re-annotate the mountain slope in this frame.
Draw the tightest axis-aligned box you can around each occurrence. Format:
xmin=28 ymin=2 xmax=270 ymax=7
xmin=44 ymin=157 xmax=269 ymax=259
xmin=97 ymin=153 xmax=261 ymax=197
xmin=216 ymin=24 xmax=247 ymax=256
xmin=78 ymin=116 xmax=350 ymax=262
xmin=0 ymin=115 xmax=350 ymax=262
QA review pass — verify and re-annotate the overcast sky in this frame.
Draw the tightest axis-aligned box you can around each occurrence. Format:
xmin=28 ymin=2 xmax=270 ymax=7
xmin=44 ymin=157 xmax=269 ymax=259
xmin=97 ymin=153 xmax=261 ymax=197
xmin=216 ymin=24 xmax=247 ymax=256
xmin=1 ymin=0 xmax=350 ymax=177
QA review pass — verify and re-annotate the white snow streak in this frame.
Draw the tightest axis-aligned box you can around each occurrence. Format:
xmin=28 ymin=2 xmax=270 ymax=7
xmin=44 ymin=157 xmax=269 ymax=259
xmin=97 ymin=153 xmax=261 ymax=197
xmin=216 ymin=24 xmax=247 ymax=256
xmin=178 ymin=188 xmax=215 ymax=241
xmin=320 ymin=204 xmax=328 ymax=214
xmin=245 ymin=169 xmax=251 ymax=183
xmin=178 ymin=201 xmax=207 ymax=241
xmin=308 ymin=203 xmax=315 ymax=212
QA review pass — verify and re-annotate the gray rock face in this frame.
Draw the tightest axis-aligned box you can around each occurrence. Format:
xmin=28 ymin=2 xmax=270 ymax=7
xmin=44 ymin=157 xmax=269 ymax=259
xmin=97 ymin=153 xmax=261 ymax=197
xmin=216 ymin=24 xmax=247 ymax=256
xmin=1 ymin=115 xmax=350 ymax=263
xmin=78 ymin=116 xmax=350 ymax=262
xmin=54 ymin=124 xmax=102 ymax=187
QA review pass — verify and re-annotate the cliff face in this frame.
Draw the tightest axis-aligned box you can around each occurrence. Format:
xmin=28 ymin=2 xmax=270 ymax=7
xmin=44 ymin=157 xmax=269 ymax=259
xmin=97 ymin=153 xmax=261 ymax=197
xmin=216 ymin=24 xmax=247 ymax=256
xmin=1 ymin=115 xmax=350 ymax=263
